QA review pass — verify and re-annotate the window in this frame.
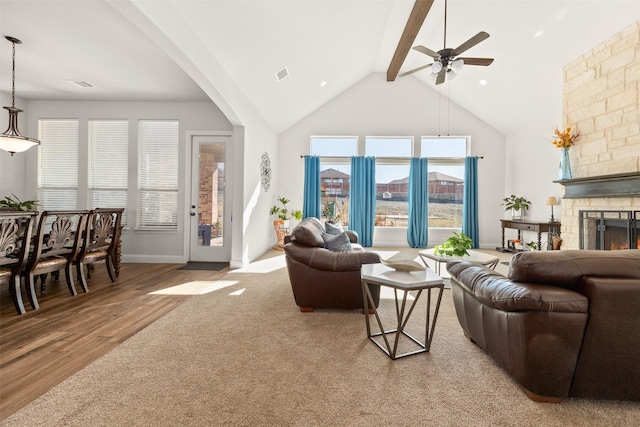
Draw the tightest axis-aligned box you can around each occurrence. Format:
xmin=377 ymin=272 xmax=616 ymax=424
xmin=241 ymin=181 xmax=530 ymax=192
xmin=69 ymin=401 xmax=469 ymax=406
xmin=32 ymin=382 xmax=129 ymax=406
xmin=88 ymin=120 xmax=129 ymax=225
xmin=138 ymin=120 xmax=179 ymax=229
xmin=366 ymin=137 xmax=412 ymax=227
xmin=421 ymin=137 xmax=467 ymax=228
xmin=311 ymin=135 xmax=468 ymax=229
xmin=312 ymin=137 xmax=356 ymax=224
xmin=38 ymin=119 xmax=79 ymax=210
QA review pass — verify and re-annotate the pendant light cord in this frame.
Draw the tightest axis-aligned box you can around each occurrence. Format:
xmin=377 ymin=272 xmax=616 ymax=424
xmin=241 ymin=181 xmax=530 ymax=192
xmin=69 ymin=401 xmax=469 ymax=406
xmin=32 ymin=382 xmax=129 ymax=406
xmin=10 ymin=40 xmax=16 ymax=108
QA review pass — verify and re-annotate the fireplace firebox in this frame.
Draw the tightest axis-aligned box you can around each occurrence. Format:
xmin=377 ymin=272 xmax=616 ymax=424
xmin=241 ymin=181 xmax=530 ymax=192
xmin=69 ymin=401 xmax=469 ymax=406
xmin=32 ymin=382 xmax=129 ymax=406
xmin=579 ymin=210 xmax=639 ymax=250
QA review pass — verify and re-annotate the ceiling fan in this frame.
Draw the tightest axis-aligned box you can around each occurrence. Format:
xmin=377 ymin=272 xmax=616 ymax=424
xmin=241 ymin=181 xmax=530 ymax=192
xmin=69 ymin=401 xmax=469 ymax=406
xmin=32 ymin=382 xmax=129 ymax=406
xmin=399 ymin=0 xmax=494 ymax=85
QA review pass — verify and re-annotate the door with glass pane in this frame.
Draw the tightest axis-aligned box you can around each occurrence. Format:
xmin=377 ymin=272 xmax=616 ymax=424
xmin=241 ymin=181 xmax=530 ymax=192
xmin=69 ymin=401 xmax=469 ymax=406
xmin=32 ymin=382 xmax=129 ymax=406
xmin=189 ymin=135 xmax=231 ymax=262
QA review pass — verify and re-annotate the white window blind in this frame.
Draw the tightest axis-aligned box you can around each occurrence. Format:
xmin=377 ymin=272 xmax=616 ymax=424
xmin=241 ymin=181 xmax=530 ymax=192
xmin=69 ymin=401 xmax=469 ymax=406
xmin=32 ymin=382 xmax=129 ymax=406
xmin=88 ymin=120 xmax=129 ymax=225
xmin=38 ymin=119 xmax=79 ymax=210
xmin=138 ymin=120 xmax=179 ymax=228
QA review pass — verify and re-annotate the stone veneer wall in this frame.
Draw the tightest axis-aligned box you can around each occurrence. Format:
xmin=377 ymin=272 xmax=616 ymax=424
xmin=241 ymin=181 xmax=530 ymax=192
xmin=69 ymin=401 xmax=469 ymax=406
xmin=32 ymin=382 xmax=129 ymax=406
xmin=561 ymin=21 xmax=640 ymax=249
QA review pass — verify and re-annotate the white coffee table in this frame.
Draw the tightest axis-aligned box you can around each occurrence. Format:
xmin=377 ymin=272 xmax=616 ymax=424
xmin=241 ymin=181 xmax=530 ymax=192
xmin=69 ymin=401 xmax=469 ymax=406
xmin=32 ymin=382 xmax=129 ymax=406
xmin=361 ymin=263 xmax=444 ymax=360
xmin=418 ymin=248 xmax=500 ymax=276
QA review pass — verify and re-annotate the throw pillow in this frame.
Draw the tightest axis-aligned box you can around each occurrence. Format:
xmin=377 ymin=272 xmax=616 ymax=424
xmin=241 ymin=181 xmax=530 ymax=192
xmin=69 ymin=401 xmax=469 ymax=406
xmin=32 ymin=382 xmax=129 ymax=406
xmin=323 ymin=231 xmax=353 ymax=252
xmin=324 ymin=221 xmax=344 ymax=236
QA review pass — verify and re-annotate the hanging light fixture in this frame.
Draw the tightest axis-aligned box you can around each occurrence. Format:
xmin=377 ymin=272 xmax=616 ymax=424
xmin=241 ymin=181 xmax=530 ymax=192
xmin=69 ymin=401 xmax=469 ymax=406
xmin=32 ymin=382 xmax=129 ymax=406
xmin=0 ymin=36 xmax=40 ymax=156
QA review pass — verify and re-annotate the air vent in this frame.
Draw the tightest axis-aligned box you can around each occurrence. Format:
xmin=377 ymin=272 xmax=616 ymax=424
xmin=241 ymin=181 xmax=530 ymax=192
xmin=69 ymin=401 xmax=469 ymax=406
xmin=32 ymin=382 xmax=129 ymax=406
xmin=276 ymin=67 xmax=289 ymax=81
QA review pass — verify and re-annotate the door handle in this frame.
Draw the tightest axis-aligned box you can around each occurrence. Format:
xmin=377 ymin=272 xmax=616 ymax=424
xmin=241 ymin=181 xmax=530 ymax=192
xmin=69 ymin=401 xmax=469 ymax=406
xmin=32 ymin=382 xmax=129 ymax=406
xmin=190 ymin=212 xmax=196 ymax=216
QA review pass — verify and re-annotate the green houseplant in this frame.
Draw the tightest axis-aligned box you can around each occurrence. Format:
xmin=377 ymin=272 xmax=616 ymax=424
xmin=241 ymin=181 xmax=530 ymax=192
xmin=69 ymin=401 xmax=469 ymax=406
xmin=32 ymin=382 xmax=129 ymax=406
xmin=501 ymin=195 xmax=531 ymax=219
xmin=270 ymin=196 xmax=302 ymax=221
xmin=0 ymin=194 xmax=38 ymax=211
xmin=433 ymin=232 xmax=473 ymax=257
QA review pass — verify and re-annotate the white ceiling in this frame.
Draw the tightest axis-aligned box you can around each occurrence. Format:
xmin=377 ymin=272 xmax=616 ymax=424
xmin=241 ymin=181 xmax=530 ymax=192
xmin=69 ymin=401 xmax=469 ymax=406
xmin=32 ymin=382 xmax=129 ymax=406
xmin=2 ymin=0 xmax=639 ymax=135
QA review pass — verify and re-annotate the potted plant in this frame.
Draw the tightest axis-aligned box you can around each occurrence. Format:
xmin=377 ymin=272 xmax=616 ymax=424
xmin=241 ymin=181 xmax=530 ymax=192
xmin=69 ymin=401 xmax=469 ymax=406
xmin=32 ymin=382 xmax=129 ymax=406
xmin=526 ymin=241 xmax=538 ymax=251
xmin=270 ymin=196 xmax=302 ymax=227
xmin=0 ymin=194 xmax=38 ymax=211
xmin=501 ymin=195 xmax=531 ymax=220
xmin=433 ymin=232 xmax=473 ymax=257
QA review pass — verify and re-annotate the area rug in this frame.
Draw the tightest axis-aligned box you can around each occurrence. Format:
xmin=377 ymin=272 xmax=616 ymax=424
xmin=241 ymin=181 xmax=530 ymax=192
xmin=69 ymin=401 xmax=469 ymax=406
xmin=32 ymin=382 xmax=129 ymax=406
xmin=176 ymin=262 xmax=229 ymax=271
xmin=3 ymin=251 xmax=639 ymax=426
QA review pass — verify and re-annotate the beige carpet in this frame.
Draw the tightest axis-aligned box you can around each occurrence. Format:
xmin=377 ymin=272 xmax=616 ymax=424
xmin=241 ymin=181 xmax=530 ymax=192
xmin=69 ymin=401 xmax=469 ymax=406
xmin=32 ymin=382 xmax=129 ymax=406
xmin=2 ymin=249 xmax=639 ymax=426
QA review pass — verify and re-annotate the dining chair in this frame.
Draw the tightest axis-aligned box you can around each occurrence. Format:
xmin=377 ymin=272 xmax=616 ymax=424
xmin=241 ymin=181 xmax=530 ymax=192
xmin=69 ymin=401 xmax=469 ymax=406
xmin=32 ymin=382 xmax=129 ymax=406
xmin=0 ymin=211 xmax=38 ymax=314
xmin=23 ymin=210 xmax=89 ymax=310
xmin=75 ymin=208 xmax=124 ymax=292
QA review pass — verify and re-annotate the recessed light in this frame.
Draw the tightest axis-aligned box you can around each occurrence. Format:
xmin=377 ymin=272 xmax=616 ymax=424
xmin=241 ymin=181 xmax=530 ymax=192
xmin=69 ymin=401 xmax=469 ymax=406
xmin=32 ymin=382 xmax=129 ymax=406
xmin=66 ymin=80 xmax=93 ymax=88
xmin=479 ymin=80 xmax=488 ymax=86
xmin=320 ymin=81 xmax=327 ymax=87
xmin=533 ymin=29 xmax=544 ymax=38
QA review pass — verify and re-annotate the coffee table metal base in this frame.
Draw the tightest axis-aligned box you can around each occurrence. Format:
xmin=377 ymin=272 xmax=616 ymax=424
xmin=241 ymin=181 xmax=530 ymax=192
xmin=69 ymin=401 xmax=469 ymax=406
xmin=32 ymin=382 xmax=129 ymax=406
xmin=362 ymin=281 xmax=444 ymax=360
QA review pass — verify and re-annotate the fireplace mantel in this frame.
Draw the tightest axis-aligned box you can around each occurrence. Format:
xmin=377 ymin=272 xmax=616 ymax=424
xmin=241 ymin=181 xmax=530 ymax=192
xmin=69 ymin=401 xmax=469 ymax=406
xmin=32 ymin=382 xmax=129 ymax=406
xmin=554 ymin=171 xmax=640 ymax=198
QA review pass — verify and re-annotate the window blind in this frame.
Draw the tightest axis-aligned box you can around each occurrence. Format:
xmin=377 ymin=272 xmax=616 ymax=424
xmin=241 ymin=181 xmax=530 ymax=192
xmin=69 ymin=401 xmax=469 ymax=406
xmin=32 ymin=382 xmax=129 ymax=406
xmin=137 ymin=120 xmax=179 ymax=228
xmin=88 ymin=120 xmax=129 ymax=225
xmin=38 ymin=119 xmax=79 ymax=210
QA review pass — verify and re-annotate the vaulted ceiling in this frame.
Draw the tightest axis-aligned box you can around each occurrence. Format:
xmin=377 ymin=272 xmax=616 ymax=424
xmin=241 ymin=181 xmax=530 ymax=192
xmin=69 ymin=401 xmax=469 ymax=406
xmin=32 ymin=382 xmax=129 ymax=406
xmin=2 ymin=0 xmax=639 ymax=135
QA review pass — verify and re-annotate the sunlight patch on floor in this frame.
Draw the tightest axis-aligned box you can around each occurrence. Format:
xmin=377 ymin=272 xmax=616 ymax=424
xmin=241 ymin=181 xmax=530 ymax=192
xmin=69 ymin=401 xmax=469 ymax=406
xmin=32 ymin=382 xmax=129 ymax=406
xmin=149 ymin=280 xmax=239 ymax=295
xmin=232 ymin=254 xmax=286 ymax=273
xmin=229 ymin=288 xmax=246 ymax=296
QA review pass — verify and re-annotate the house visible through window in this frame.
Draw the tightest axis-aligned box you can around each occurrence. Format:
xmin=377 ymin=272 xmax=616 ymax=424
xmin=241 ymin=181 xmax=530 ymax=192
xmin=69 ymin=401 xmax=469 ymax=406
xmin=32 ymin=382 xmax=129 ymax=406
xmin=38 ymin=119 xmax=79 ymax=210
xmin=138 ymin=120 xmax=179 ymax=229
xmin=311 ymin=135 xmax=468 ymax=229
xmin=88 ymin=120 xmax=129 ymax=225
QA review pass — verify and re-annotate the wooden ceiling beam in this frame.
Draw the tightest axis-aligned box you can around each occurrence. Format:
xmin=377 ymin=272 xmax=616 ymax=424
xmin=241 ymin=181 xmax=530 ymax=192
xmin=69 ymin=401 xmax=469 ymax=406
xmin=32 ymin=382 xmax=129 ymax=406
xmin=386 ymin=0 xmax=434 ymax=82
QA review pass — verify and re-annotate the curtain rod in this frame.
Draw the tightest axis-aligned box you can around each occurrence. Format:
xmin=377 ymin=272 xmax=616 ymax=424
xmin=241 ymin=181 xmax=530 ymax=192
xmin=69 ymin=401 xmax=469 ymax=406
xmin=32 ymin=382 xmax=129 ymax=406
xmin=299 ymin=155 xmax=484 ymax=159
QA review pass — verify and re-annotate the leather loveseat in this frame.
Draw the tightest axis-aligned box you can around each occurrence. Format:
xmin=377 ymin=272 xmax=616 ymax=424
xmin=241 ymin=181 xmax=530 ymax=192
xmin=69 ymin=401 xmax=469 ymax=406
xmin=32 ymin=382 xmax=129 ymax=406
xmin=284 ymin=217 xmax=381 ymax=312
xmin=446 ymin=249 xmax=640 ymax=402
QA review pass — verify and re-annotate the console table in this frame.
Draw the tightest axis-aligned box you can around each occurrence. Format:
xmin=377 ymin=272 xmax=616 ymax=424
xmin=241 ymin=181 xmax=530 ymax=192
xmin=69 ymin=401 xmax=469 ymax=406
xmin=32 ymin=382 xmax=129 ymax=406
xmin=500 ymin=219 xmax=561 ymax=251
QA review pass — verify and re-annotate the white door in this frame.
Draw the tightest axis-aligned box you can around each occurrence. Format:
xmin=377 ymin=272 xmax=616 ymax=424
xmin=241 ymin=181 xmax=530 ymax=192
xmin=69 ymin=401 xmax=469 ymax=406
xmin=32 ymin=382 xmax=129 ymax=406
xmin=189 ymin=134 xmax=231 ymax=262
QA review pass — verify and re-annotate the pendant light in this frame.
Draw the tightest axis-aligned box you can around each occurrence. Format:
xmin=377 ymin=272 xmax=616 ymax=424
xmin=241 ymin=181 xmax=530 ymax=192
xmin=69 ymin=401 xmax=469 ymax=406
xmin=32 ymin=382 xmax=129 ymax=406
xmin=0 ymin=36 xmax=40 ymax=156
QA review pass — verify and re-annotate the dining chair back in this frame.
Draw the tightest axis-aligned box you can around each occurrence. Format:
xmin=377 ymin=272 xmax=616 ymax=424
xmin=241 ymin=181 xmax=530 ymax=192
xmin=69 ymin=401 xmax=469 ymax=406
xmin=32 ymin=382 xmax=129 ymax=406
xmin=0 ymin=210 xmax=38 ymax=314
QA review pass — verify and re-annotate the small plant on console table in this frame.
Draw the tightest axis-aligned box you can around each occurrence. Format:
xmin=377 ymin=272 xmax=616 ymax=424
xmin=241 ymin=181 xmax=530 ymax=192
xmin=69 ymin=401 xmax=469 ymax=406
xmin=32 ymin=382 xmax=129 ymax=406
xmin=433 ymin=232 xmax=473 ymax=257
xmin=501 ymin=194 xmax=531 ymax=219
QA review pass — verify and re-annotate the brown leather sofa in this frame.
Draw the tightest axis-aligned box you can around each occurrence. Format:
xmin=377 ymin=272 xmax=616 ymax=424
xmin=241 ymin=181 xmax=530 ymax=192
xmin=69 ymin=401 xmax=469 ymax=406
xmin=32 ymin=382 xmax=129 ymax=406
xmin=446 ymin=249 xmax=640 ymax=402
xmin=284 ymin=217 xmax=381 ymax=312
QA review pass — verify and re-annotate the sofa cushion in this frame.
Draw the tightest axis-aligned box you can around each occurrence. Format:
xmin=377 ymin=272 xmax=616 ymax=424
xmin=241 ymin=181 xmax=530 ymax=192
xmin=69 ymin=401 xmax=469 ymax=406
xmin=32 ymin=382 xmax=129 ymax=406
xmin=291 ymin=218 xmax=325 ymax=248
xmin=323 ymin=232 xmax=353 ymax=252
xmin=324 ymin=222 xmax=344 ymax=236
xmin=508 ymin=250 xmax=640 ymax=291
xmin=448 ymin=261 xmax=588 ymax=313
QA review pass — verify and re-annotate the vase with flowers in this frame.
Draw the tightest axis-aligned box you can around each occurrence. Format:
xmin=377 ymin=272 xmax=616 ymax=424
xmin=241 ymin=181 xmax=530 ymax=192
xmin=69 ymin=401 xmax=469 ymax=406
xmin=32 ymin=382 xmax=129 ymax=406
xmin=552 ymin=126 xmax=580 ymax=180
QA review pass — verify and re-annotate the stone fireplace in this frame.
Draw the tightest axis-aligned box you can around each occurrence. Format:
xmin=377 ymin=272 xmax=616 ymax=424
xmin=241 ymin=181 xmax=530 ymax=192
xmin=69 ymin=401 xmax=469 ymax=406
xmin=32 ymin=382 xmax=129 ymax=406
xmin=558 ymin=22 xmax=640 ymax=249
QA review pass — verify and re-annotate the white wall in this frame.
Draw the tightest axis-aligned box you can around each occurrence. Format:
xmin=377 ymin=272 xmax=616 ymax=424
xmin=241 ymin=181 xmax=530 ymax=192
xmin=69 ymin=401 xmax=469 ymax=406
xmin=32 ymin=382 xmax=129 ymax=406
xmin=278 ymin=72 xmax=507 ymax=248
xmin=0 ymin=92 xmax=30 ymax=198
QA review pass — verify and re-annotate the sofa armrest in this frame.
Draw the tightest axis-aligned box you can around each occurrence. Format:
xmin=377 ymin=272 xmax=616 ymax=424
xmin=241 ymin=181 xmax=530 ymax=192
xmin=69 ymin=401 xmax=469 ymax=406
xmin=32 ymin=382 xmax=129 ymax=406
xmin=284 ymin=244 xmax=379 ymax=272
xmin=447 ymin=261 xmax=588 ymax=313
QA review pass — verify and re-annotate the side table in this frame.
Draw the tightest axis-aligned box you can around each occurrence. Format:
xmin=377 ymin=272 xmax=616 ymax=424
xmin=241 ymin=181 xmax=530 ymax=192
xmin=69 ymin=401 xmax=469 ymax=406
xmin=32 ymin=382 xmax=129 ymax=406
xmin=361 ymin=263 xmax=444 ymax=360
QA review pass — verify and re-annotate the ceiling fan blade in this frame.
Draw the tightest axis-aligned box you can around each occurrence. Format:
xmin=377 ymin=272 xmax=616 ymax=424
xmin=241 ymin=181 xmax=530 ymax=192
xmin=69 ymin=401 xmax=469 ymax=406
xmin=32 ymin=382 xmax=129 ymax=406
xmin=458 ymin=57 xmax=494 ymax=66
xmin=398 ymin=63 xmax=433 ymax=77
xmin=435 ymin=67 xmax=447 ymax=85
xmin=452 ymin=31 xmax=490 ymax=56
xmin=413 ymin=45 xmax=439 ymax=58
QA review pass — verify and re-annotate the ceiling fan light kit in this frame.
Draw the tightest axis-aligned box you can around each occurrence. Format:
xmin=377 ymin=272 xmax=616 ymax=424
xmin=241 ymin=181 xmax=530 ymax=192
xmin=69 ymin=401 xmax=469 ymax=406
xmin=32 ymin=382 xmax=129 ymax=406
xmin=400 ymin=0 xmax=494 ymax=85
xmin=0 ymin=36 xmax=40 ymax=156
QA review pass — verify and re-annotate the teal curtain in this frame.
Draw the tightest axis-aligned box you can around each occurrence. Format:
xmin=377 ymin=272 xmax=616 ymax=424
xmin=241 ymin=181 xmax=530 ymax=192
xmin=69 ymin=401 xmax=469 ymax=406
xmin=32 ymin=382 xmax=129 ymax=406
xmin=349 ymin=156 xmax=376 ymax=247
xmin=407 ymin=158 xmax=429 ymax=248
xmin=462 ymin=156 xmax=479 ymax=248
xmin=302 ymin=155 xmax=321 ymax=219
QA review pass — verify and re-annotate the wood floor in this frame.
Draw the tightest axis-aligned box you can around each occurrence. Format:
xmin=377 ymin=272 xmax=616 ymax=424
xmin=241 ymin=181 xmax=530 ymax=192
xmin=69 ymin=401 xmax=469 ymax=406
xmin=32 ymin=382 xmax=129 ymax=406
xmin=0 ymin=262 xmax=229 ymax=421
